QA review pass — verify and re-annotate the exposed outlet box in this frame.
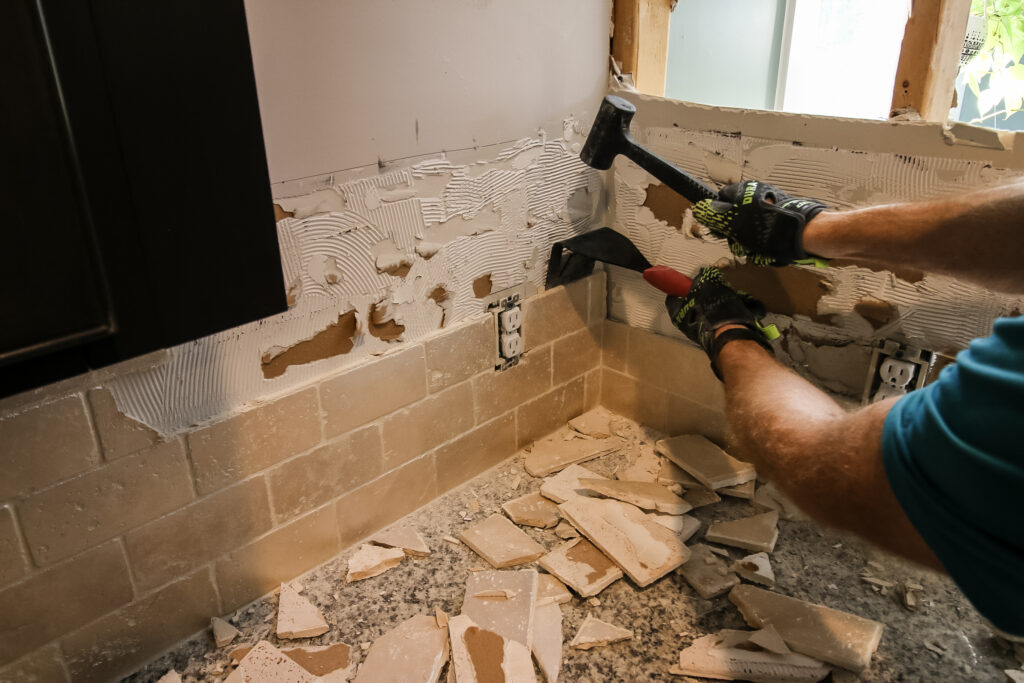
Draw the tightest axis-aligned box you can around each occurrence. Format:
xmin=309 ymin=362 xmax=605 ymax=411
xmin=490 ymin=292 xmax=523 ymax=371
xmin=862 ymin=340 xmax=937 ymax=405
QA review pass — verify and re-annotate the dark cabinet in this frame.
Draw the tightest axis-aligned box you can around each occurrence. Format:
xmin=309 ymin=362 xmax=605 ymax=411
xmin=0 ymin=0 xmax=287 ymax=398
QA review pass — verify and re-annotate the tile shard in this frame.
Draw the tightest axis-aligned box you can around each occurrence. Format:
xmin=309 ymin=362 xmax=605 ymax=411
xmin=615 ymin=448 xmax=662 ymax=483
xmin=748 ymin=624 xmax=791 ymax=655
xmin=524 ymin=434 xmax=624 ymax=477
xmin=656 ymin=434 xmax=756 ymax=489
xmin=732 ymin=552 xmax=776 ymax=588
xmin=277 ymin=583 xmax=329 ymax=639
xmin=719 ymin=479 xmax=756 ymax=499
xmin=448 ymin=614 xmax=538 ymax=683
xmin=354 ymin=614 xmax=448 ymax=683
xmin=538 ymin=538 xmax=623 ymax=598
xmin=226 ymin=640 xmax=320 ymax=682
xmin=658 ymin=459 xmax=702 ymax=488
xmin=459 ymin=514 xmax=546 ymax=568
xmin=540 ymin=464 xmax=607 ymax=504
xmin=647 ymin=512 xmax=702 ymax=542
xmin=682 ymin=486 xmax=722 ymax=509
xmin=553 ymin=521 xmax=579 ymax=539
xmin=156 ymin=672 xmax=182 ymax=683
xmin=557 ymin=497 xmax=690 ymax=587
xmin=461 ymin=569 xmax=539 ymax=648
xmin=532 ymin=602 xmax=563 ymax=682
xmin=568 ymin=408 xmax=614 ymax=438
xmin=706 ymin=511 xmax=780 ymax=553
xmin=537 ymin=573 xmax=572 ymax=605
xmin=502 ymin=491 xmax=561 ymax=528
xmin=212 ymin=616 xmax=240 ymax=648
xmin=729 ymin=585 xmax=884 ymax=671
xmin=569 ymin=614 xmax=633 ymax=650
xmin=678 ymin=543 xmax=740 ymax=599
xmin=673 ymin=630 xmax=830 ymax=682
xmin=752 ymin=481 xmax=808 ymax=521
xmin=577 ymin=477 xmax=692 ymax=515
xmin=369 ymin=526 xmax=431 ymax=556
xmin=346 ymin=544 xmax=406 ymax=582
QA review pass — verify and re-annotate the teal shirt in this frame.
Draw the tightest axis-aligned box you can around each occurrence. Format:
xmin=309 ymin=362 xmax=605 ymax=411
xmin=882 ymin=316 xmax=1024 ymax=636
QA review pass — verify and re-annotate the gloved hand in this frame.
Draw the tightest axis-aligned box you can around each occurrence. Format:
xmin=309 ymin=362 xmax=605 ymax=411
xmin=692 ymin=180 xmax=828 ymax=266
xmin=666 ymin=266 xmax=777 ymax=379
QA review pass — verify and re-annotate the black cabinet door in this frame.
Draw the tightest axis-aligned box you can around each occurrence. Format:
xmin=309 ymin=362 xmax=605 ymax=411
xmin=0 ymin=0 xmax=287 ymax=398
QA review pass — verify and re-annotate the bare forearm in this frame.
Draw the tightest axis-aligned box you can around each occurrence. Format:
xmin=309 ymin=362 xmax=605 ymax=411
xmin=803 ymin=180 xmax=1024 ymax=294
xmin=717 ymin=340 xmax=942 ymax=570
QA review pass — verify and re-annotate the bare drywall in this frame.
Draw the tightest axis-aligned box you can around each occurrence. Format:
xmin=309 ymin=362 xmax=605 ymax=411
xmin=243 ymin=0 xmax=612 ymax=184
xmin=608 ymin=91 xmax=1024 ymax=395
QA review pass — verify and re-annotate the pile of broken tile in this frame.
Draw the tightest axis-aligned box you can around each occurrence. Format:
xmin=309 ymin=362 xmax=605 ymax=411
xmin=153 ymin=407 xmax=891 ymax=682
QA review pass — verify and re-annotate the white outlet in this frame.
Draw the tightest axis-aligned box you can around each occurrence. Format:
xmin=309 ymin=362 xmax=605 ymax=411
xmin=499 ymin=307 xmax=522 ymax=332
xmin=872 ymin=358 xmax=916 ymax=401
xmin=500 ymin=331 xmax=523 ymax=359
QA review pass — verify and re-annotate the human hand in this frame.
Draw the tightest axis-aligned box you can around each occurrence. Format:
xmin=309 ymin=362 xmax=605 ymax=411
xmin=692 ymin=180 xmax=828 ymax=266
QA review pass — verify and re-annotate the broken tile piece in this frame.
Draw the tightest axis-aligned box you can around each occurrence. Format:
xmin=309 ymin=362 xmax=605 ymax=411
xmin=553 ymin=521 xmax=579 ymax=539
xmin=537 ymin=573 xmax=572 ymax=605
xmin=567 ymin=407 xmax=613 ymax=438
xmin=674 ymin=631 xmax=830 ymax=682
xmin=229 ymin=643 xmax=355 ymax=679
xmin=569 ymin=614 xmax=633 ymax=650
xmin=226 ymin=640 xmax=319 ymax=682
xmin=615 ymin=447 xmax=662 ymax=483
xmin=459 ymin=514 xmax=546 ymax=568
xmin=730 ymin=585 xmax=884 ymax=671
xmin=658 ymin=459 xmax=701 ymax=487
xmin=212 ymin=616 xmax=240 ymax=648
xmin=370 ymin=526 xmax=431 ymax=556
xmin=732 ymin=552 xmax=776 ymax=588
xmin=277 ymin=583 xmax=329 ymax=639
xmin=448 ymin=614 xmax=538 ymax=683
xmin=156 ymin=672 xmax=182 ymax=683
xmin=538 ymin=538 xmax=623 ymax=598
xmin=1005 ymin=670 xmax=1024 ymax=683
xmin=748 ymin=624 xmax=791 ymax=655
xmin=679 ymin=543 xmax=740 ymax=599
xmin=346 ymin=544 xmax=406 ymax=582
xmin=656 ymin=434 xmax=756 ymax=489
xmin=524 ymin=433 xmax=624 ymax=477
xmin=706 ymin=511 xmax=779 ymax=553
xmin=682 ymin=486 xmax=721 ymax=509
xmin=719 ymin=479 xmax=756 ymax=500
xmin=578 ymin=478 xmax=692 ymax=515
xmin=532 ymin=602 xmax=563 ymax=683
xmin=462 ymin=569 xmax=539 ymax=647
xmin=539 ymin=464 xmax=607 ymax=504
xmin=558 ymin=497 xmax=689 ymax=587
xmin=647 ymin=513 xmax=701 ymax=542
xmin=354 ymin=614 xmax=448 ymax=683
xmin=502 ymin=491 xmax=561 ymax=528
xmin=752 ymin=481 xmax=808 ymax=521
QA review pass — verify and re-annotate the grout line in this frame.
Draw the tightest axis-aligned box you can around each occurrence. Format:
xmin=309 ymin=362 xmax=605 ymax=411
xmin=115 ymin=536 xmax=142 ymax=600
xmin=313 ymin=382 xmax=327 ymax=445
xmin=207 ymin=563 xmax=224 ymax=615
xmin=78 ymin=391 xmax=104 ymax=466
xmin=179 ymin=435 xmax=200 ymax=501
xmin=5 ymin=502 xmax=37 ymax=575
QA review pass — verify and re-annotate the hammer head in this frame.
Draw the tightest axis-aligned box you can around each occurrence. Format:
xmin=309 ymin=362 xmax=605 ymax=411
xmin=579 ymin=95 xmax=636 ymax=170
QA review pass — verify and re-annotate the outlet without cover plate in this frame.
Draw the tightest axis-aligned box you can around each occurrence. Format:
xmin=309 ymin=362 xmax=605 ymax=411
xmin=491 ymin=292 xmax=523 ymax=371
xmin=862 ymin=340 xmax=936 ymax=405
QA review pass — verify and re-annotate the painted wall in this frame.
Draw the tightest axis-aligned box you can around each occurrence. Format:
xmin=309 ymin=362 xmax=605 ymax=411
xmin=243 ymin=0 xmax=612 ymax=185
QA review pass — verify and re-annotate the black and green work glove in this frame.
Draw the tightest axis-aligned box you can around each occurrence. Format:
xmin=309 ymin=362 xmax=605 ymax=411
xmin=692 ymin=180 xmax=829 ymax=267
xmin=666 ymin=266 xmax=778 ymax=380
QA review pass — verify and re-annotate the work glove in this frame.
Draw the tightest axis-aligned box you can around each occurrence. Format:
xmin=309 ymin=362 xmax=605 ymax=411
xmin=665 ymin=266 xmax=778 ymax=380
xmin=692 ymin=180 xmax=829 ymax=266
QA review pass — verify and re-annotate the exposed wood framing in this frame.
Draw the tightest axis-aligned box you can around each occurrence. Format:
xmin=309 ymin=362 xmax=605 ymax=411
xmin=890 ymin=0 xmax=972 ymax=121
xmin=613 ymin=0 xmax=673 ymax=96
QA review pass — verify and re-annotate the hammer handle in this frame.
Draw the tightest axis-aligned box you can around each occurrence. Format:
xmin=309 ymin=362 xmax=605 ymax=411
xmin=623 ymin=143 xmax=717 ymax=204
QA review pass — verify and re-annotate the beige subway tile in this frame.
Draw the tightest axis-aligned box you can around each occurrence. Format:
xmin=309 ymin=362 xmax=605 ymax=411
xmin=321 ymin=345 xmax=427 ymax=439
xmin=626 ymin=327 xmax=725 ymax=410
xmin=600 ymin=369 xmax=670 ymax=433
xmin=666 ymin=393 xmax=728 ymax=446
xmin=125 ymin=478 xmax=272 ymax=591
xmin=19 ymin=441 xmax=193 ymax=566
xmin=589 ymin=270 xmax=607 ymax=324
xmin=522 ymin=277 xmax=590 ymax=349
xmin=381 ymin=383 xmax=474 ymax=470
xmin=335 ymin=456 xmax=437 ymax=549
xmin=215 ymin=506 xmax=340 ymax=612
xmin=434 ymin=414 xmax=517 ymax=494
xmin=552 ymin=325 xmax=602 ymax=385
xmin=269 ymin=425 xmax=382 ymax=522
xmin=516 ymin=378 xmax=585 ymax=447
xmin=425 ymin=315 xmax=496 ymax=393
xmin=0 ymin=396 xmax=96 ymax=500
xmin=0 ymin=542 xmax=132 ymax=666
xmin=63 ymin=569 xmax=218 ymax=683
xmin=602 ymin=320 xmax=630 ymax=373
xmin=188 ymin=388 xmax=321 ymax=496
xmin=87 ymin=387 xmax=160 ymax=461
xmin=0 ymin=508 xmax=26 ymax=588
xmin=473 ymin=346 xmax=552 ymax=424
xmin=0 ymin=644 xmax=68 ymax=683
xmin=583 ymin=368 xmax=602 ymax=411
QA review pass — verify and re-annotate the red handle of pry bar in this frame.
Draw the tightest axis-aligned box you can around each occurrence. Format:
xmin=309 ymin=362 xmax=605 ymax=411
xmin=642 ymin=265 xmax=692 ymax=297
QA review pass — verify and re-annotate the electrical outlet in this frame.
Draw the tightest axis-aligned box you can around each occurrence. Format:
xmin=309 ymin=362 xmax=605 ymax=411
xmin=862 ymin=340 xmax=937 ymax=405
xmin=490 ymin=293 xmax=523 ymax=371
xmin=500 ymin=331 xmax=523 ymax=358
xmin=499 ymin=307 xmax=522 ymax=332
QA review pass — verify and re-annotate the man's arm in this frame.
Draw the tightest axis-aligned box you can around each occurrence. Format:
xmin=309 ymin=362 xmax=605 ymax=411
xmin=804 ymin=180 xmax=1024 ymax=294
xmin=715 ymin=336 xmax=943 ymax=571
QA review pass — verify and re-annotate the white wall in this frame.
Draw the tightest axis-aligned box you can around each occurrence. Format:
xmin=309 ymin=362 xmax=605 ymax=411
xmin=244 ymin=0 xmax=612 ymax=185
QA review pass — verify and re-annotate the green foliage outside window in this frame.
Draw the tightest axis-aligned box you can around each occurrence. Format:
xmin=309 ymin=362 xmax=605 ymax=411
xmin=962 ymin=0 xmax=1024 ymax=123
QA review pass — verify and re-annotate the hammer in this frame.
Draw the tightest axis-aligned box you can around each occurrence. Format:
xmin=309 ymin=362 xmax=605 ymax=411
xmin=580 ymin=95 xmax=717 ymax=204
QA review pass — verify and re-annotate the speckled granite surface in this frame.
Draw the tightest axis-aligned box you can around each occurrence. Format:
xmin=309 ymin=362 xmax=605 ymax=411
xmin=128 ymin=416 xmax=1020 ymax=682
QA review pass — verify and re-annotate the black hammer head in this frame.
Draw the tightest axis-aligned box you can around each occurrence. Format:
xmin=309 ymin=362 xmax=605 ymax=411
xmin=579 ymin=95 xmax=637 ymax=170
